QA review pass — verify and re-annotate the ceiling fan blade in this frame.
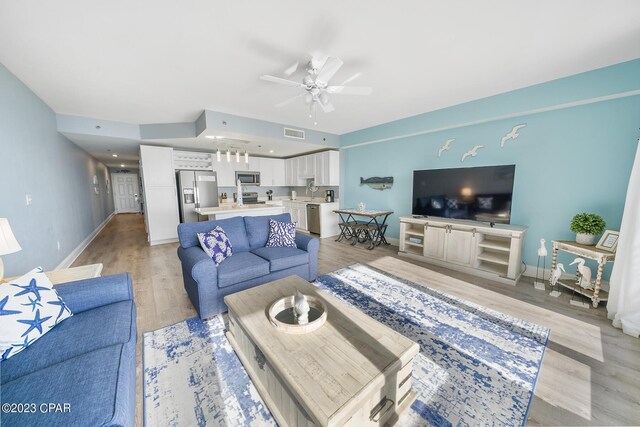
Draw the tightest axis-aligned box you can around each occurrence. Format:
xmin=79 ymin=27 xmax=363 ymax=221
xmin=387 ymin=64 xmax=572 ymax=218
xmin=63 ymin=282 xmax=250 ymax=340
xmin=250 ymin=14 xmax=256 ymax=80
xmin=318 ymin=99 xmax=335 ymax=113
xmin=326 ymin=85 xmax=373 ymax=95
xmin=274 ymin=93 xmax=305 ymax=108
xmin=284 ymin=61 xmax=299 ymax=76
xmin=315 ymin=57 xmax=344 ymax=85
xmin=260 ymin=75 xmax=305 ymax=88
xmin=340 ymin=72 xmax=362 ymax=86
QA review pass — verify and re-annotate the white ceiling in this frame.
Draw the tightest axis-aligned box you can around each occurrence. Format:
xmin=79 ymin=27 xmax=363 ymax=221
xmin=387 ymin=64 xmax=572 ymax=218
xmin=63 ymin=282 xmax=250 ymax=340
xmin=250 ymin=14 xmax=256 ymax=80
xmin=1 ymin=1 xmax=639 ymax=137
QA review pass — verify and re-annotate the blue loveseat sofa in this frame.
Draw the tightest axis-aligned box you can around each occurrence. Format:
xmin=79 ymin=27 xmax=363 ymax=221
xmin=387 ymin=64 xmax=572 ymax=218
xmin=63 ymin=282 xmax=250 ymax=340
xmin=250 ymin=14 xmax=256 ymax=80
xmin=177 ymin=213 xmax=320 ymax=319
xmin=0 ymin=274 xmax=136 ymax=427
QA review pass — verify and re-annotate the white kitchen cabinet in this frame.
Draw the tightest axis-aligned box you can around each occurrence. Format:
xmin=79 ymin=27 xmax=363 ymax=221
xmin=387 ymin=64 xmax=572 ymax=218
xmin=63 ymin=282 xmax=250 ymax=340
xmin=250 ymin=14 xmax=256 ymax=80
xmin=285 ymin=159 xmax=295 ymax=186
xmin=213 ymin=159 xmax=236 ymax=187
xmin=144 ymin=186 xmax=180 ymax=243
xmin=248 ymin=157 xmax=261 ymax=172
xmin=272 ymin=159 xmax=286 ymax=186
xmin=260 ymin=158 xmax=286 ymax=187
xmin=260 ymin=158 xmax=274 ymax=186
xmin=140 ymin=146 xmax=175 ymax=187
xmin=297 ymin=155 xmax=315 ymax=179
xmin=313 ymin=151 xmax=340 ymax=186
xmin=140 ymin=145 xmax=180 ymax=245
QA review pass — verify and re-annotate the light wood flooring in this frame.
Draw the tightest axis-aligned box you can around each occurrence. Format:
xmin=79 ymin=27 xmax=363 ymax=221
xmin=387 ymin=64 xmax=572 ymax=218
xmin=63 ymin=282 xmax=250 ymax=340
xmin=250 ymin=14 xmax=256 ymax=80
xmin=72 ymin=214 xmax=640 ymax=426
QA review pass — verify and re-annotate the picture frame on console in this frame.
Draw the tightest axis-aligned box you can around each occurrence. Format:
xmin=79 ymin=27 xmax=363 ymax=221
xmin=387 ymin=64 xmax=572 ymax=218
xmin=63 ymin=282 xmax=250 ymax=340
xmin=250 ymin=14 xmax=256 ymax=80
xmin=595 ymin=230 xmax=620 ymax=253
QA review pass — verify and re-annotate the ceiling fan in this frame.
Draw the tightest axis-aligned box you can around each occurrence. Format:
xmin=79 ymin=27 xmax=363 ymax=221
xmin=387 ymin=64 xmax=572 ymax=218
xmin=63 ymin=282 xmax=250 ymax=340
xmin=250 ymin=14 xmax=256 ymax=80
xmin=260 ymin=56 xmax=372 ymax=119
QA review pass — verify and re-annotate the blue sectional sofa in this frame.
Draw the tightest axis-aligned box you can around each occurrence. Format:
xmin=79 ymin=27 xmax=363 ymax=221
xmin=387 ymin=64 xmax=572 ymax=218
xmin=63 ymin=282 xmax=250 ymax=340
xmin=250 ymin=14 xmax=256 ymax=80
xmin=0 ymin=274 xmax=136 ymax=427
xmin=177 ymin=213 xmax=320 ymax=319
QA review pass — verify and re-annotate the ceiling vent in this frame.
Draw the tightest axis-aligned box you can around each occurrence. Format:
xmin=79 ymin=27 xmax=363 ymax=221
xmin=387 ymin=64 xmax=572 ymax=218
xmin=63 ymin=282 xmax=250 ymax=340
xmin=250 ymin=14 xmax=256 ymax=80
xmin=284 ymin=127 xmax=305 ymax=140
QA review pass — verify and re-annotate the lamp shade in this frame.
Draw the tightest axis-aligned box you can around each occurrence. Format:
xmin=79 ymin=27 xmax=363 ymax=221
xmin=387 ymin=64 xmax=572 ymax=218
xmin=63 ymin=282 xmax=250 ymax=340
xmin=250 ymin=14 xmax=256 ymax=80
xmin=0 ymin=218 xmax=22 ymax=255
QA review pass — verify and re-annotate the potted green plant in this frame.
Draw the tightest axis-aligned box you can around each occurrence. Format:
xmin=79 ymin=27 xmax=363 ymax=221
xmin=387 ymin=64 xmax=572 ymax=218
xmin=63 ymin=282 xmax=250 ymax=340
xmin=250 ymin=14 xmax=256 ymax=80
xmin=570 ymin=213 xmax=606 ymax=245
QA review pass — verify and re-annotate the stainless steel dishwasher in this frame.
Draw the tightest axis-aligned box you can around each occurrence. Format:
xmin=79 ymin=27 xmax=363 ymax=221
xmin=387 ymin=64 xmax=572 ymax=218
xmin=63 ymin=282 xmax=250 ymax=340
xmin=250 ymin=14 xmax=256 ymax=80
xmin=306 ymin=204 xmax=321 ymax=235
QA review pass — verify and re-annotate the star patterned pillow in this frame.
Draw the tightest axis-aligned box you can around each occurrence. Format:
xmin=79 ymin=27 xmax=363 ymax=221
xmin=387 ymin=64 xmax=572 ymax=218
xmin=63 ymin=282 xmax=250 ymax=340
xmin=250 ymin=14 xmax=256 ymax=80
xmin=197 ymin=226 xmax=233 ymax=266
xmin=265 ymin=219 xmax=297 ymax=248
xmin=0 ymin=267 xmax=73 ymax=361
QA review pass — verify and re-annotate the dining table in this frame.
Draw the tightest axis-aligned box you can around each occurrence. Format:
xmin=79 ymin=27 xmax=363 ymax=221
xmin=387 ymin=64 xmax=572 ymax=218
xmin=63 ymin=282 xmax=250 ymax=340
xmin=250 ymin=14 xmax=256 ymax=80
xmin=333 ymin=208 xmax=393 ymax=250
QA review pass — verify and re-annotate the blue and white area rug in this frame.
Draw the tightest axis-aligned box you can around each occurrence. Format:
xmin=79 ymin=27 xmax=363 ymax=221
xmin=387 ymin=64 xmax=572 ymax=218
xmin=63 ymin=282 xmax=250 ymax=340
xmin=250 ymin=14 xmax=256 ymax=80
xmin=143 ymin=264 xmax=550 ymax=426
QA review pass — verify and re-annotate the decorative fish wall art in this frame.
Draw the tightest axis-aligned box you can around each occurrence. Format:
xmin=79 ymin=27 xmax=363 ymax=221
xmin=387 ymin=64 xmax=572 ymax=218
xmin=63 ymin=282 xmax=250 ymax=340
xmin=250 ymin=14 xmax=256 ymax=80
xmin=360 ymin=177 xmax=394 ymax=190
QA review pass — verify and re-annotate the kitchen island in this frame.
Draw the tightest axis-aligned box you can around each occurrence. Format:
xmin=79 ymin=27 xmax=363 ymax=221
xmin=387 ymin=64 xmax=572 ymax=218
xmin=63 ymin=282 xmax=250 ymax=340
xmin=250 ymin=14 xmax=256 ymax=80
xmin=195 ymin=203 xmax=285 ymax=220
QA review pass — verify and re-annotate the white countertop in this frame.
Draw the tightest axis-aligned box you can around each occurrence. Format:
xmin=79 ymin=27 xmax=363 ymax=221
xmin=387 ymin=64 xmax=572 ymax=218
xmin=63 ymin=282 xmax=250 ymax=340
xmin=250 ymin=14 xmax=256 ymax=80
xmin=282 ymin=198 xmax=339 ymax=204
xmin=195 ymin=203 xmax=284 ymax=215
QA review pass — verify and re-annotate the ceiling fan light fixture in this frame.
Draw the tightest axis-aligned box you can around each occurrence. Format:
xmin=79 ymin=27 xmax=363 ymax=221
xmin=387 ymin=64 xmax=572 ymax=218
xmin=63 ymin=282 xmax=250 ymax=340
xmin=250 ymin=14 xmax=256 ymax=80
xmin=304 ymin=93 xmax=313 ymax=105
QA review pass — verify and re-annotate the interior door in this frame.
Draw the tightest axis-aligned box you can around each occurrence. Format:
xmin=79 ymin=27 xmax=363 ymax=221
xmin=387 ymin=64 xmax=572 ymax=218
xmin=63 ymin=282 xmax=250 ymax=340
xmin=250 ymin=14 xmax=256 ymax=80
xmin=445 ymin=229 xmax=477 ymax=266
xmin=112 ymin=173 xmax=140 ymax=213
xmin=423 ymin=225 xmax=447 ymax=260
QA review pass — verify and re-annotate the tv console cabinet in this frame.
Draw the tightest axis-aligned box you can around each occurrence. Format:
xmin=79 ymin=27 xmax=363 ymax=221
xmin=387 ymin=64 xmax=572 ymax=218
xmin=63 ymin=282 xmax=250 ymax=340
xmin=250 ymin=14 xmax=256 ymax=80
xmin=398 ymin=216 xmax=527 ymax=285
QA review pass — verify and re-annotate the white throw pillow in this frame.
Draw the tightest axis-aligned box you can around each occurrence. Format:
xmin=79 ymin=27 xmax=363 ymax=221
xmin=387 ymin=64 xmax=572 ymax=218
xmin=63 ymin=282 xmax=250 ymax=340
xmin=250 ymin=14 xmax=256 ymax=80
xmin=0 ymin=267 xmax=73 ymax=361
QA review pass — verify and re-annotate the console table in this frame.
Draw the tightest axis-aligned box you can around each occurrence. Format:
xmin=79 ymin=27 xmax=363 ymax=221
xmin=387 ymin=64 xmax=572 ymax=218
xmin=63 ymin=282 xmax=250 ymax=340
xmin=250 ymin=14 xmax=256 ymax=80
xmin=398 ymin=216 xmax=527 ymax=285
xmin=550 ymin=240 xmax=615 ymax=307
xmin=334 ymin=209 xmax=393 ymax=250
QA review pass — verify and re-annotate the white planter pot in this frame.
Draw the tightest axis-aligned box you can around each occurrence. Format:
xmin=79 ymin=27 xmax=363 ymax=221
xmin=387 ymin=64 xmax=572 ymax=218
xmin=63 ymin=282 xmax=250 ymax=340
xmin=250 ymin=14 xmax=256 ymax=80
xmin=576 ymin=233 xmax=596 ymax=245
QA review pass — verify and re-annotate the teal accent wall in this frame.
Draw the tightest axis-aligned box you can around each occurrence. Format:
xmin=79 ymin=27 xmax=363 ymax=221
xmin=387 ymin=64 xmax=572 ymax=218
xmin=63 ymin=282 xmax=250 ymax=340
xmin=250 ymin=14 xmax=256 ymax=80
xmin=0 ymin=64 xmax=115 ymax=276
xmin=340 ymin=59 xmax=640 ymax=274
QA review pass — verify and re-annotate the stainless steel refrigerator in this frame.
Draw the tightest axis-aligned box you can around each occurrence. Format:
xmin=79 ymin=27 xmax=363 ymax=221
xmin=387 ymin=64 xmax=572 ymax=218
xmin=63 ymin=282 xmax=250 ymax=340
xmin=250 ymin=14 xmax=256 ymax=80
xmin=176 ymin=170 xmax=219 ymax=223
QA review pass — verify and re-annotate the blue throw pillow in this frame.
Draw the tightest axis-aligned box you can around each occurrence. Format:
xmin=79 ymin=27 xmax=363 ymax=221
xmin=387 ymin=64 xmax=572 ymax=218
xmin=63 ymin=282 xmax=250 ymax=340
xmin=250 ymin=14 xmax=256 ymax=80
xmin=0 ymin=267 xmax=73 ymax=361
xmin=445 ymin=198 xmax=459 ymax=209
xmin=477 ymin=197 xmax=494 ymax=210
xmin=265 ymin=219 xmax=297 ymax=248
xmin=197 ymin=226 xmax=233 ymax=266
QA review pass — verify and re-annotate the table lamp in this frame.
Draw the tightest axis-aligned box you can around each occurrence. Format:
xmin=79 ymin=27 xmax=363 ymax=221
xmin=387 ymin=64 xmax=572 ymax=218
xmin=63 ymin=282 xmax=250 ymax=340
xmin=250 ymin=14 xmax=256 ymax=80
xmin=0 ymin=218 xmax=22 ymax=281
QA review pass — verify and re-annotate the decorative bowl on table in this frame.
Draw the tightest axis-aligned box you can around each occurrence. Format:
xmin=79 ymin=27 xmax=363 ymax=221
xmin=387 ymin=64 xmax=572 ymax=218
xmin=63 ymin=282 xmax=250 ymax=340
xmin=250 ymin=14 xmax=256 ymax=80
xmin=268 ymin=294 xmax=327 ymax=334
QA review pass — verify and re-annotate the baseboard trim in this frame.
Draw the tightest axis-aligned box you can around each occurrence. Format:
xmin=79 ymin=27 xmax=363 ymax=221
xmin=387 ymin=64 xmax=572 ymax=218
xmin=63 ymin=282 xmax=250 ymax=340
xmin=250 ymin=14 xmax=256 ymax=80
xmin=149 ymin=237 xmax=179 ymax=246
xmin=55 ymin=212 xmax=115 ymax=269
xmin=386 ymin=237 xmax=400 ymax=246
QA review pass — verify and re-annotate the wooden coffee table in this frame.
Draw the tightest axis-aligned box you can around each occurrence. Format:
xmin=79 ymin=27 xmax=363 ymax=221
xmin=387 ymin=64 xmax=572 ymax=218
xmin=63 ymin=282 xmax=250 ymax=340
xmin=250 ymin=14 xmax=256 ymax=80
xmin=225 ymin=276 xmax=419 ymax=427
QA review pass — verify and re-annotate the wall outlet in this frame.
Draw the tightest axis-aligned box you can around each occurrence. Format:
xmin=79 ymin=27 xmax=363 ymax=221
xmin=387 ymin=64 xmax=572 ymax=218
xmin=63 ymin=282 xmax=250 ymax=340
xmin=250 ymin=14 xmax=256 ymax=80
xmin=25 ymin=194 xmax=32 ymax=205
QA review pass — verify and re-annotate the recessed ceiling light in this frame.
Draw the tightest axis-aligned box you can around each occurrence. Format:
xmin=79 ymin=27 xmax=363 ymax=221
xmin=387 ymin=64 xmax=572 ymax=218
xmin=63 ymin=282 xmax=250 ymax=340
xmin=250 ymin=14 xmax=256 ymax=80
xmin=269 ymin=150 xmax=274 ymax=153
xmin=112 ymin=154 xmax=118 ymax=157
xmin=120 ymin=164 xmax=125 ymax=167
xmin=205 ymin=135 xmax=216 ymax=139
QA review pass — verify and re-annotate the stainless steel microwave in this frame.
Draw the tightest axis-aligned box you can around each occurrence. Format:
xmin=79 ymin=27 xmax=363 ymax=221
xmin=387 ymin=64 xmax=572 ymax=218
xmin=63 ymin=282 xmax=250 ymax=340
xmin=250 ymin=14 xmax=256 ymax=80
xmin=235 ymin=171 xmax=261 ymax=186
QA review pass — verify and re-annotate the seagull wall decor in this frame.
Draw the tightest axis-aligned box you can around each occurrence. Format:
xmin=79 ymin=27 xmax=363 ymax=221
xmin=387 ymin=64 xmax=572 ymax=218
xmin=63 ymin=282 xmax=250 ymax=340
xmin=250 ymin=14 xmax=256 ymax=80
xmin=461 ymin=145 xmax=484 ymax=162
xmin=500 ymin=124 xmax=527 ymax=147
xmin=438 ymin=139 xmax=455 ymax=157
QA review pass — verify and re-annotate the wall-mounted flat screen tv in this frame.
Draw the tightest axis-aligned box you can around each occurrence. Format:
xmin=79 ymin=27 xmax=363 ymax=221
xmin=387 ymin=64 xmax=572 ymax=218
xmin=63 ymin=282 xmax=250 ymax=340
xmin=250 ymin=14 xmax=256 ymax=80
xmin=412 ymin=165 xmax=516 ymax=224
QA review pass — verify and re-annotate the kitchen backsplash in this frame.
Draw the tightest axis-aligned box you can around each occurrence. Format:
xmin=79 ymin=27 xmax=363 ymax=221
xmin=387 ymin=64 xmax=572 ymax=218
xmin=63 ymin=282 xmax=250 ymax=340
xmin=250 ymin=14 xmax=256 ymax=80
xmin=217 ymin=186 xmax=339 ymax=199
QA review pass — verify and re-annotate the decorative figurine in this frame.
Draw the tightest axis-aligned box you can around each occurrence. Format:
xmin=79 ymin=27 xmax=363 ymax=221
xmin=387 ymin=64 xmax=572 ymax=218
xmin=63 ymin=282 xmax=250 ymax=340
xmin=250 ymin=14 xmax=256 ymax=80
xmin=534 ymin=238 xmax=548 ymax=290
xmin=549 ymin=263 xmax=565 ymax=297
xmin=570 ymin=257 xmax=593 ymax=290
xmin=294 ymin=290 xmax=310 ymax=325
